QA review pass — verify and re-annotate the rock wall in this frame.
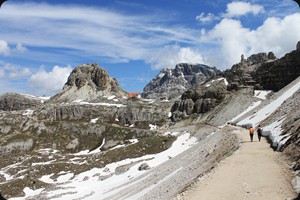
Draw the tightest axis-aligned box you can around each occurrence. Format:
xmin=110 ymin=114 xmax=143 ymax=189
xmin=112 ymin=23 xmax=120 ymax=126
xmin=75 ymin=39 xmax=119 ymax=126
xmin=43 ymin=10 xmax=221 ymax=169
xmin=254 ymin=46 xmax=300 ymax=92
xmin=171 ymin=78 xmax=227 ymax=121
xmin=142 ymin=63 xmax=218 ymax=100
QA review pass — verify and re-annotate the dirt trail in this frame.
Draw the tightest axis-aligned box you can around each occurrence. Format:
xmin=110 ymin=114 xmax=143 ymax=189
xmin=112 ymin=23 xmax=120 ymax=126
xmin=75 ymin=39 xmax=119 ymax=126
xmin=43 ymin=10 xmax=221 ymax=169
xmin=177 ymin=129 xmax=297 ymax=200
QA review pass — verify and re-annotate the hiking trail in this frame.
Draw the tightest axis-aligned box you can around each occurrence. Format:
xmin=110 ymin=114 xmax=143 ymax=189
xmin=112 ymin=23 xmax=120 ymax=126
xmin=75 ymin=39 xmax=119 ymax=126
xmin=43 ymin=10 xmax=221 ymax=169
xmin=176 ymin=129 xmax=297 ymax=200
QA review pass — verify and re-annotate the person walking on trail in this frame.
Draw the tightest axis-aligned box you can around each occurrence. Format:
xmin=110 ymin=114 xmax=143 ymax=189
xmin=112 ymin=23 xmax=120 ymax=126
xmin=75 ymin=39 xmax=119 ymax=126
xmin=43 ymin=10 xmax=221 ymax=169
xmin=249 ymin=126 xmax=254 ymax=142
xmin=257 ymin=125 xmax=262 ymax=142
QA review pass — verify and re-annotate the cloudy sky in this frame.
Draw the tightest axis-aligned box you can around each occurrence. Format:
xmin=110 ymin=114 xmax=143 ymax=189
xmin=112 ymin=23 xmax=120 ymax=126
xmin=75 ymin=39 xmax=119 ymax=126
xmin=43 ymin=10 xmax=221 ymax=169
xmin=0 ymin=0 xmax=299 ymax=96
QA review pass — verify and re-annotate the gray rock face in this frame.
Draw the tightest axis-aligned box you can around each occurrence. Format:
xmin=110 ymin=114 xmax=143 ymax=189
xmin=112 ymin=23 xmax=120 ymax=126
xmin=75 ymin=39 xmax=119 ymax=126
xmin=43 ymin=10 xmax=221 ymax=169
xmin=171 ymin=78 xmax=227 ymax=121
xmin=0 ymin=93 xmax=42 ymax=111
xmin=297 ymin=41 xmax=300 ymax=51
xmin=142 ymin=63 xmax=218 ymax=100
xmin=253 ymin=47 xmax=300 ymax=91
xmin=50 ymin=64 xmax=127 ymax=103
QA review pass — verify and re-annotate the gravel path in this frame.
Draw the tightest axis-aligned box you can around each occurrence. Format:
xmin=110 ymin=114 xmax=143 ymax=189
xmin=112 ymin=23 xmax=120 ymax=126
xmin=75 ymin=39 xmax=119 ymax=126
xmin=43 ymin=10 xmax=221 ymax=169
xmin=103 ymin=125 xmax=240 ymax=200
xmin=176 ymin=128 xmax=297 ymax=200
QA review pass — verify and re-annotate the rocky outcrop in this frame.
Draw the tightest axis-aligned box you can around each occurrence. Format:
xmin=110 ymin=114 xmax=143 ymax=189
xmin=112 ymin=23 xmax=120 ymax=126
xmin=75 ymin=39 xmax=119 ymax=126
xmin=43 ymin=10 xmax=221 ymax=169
xmin=253 ymin=45 xmax=300 ymax=91
xmin=223 ymin=52 xmax=277 ymax=90
xmin=0 ymin=93 xmax=42 ymax=111
xmin=142 ymin=63 xmax=218 ymax=100
xmin=224 ymin=42 xmax=300 ymax=92
xmin=171 ymin=78 xmax=228 ymax=121
xmin=50 ymin=64 xmax=127 ymax=103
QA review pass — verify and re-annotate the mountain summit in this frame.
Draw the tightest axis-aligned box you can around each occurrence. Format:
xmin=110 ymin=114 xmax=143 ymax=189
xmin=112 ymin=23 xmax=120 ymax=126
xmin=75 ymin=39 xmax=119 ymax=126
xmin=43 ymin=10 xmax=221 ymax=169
xmin=50 ymin=63 xmax=126 ymax=103
xmin=142 ymin=63 xmax=218 ymax=100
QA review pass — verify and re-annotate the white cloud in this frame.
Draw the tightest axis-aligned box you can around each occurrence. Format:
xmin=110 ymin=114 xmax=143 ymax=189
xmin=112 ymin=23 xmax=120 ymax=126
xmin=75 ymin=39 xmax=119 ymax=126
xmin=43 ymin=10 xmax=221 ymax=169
xmin=0 ymin=2 xmax=198 ymax=67
xmin=28 ymin=65 xmax=73 ymax=94
xmin=196 ymin=12 xmax=218 ymax=23
xmin=15 ymin=43 xmax=28 ymax=53
xmin=224 ymin=2 xmax=264 ymax=18
xmin=0 ymin=64 xmax=32 ymax=79
xmin=0 ymin=40 xmax=10 ymax=56
xmin=146 ymin=44 xmax=205 ymax=70
xmin=201 ymin=13 xmax=300 ymax=68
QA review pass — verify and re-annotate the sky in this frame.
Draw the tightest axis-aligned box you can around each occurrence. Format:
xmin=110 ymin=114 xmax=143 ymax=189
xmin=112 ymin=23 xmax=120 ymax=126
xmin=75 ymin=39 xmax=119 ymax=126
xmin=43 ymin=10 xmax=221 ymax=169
xmin=0 ymin=0 xmax=299 ymax=96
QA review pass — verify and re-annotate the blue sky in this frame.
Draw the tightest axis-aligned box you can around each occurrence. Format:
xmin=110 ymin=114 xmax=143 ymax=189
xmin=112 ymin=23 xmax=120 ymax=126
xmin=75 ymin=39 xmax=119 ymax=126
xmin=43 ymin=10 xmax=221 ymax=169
xmin=0 ymin=0 xmax=299 ymax=96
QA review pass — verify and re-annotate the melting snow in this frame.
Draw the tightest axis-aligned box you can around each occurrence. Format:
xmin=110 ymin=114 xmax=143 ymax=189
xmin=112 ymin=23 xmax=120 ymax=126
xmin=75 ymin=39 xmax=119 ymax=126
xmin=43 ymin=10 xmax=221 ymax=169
xmin=254 ymin=90 xmax=271 ymax=100
xmin=149 ymin=124 xmax=158 ymax=130
xmin=23 ymin=109 xmax=34 ymax=116
xmin=231 ymin=101 xmax=262 ymax=122
xmin=90 ymin=118 xmax=99 ymax=124
xmin=237 ymin=78 xmax=300 ymax=127
xmin=261 ymin=117 xmax=291 ymax=150
xmin=10 ymin=132 xmax=197 ymax=200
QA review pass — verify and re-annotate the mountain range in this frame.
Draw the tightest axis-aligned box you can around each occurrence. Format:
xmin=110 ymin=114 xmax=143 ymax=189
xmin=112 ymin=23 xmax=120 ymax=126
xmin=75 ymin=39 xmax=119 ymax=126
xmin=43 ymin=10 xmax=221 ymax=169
xmin=0 ymin=41 xmax=299 ymax=199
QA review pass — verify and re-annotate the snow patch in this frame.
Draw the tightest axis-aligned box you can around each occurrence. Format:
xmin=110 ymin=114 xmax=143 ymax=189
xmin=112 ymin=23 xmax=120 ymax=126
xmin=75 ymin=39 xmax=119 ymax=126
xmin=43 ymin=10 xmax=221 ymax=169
xmin=261 ymin=117 xmax=291 ymax=150
xmin=231 ymin=101 xmax=262 ymax=122
xmin=21 ymin=132 xmax=197 ymax=200
xmin=238 ymin=78 xmax=300 ymax=127
xmin=292 ymin=176 xmax=300 ymax=193
xmin=23 ymin=109 xmax=34 ymax=116
xmin=149 ymin=124 xmax=158 ymax=130
xmin=254 ymin=90 xmax=271 ymax=100
xmin=90 ymin=118 xmax=99 ymax=124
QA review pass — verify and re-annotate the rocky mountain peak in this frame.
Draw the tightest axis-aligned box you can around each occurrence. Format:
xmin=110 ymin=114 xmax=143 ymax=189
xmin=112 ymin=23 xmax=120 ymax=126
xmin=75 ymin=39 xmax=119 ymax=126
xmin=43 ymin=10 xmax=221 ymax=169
xmin=142 ymin=63 xmax=218 ymax=100
xmin=50 ymin=63 xmax=126 ymax=103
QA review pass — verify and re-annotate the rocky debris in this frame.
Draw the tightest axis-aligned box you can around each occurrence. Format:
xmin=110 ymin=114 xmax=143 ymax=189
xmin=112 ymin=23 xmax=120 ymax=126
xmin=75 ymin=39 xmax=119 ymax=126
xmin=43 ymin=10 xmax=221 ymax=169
xmin=272 ymin=89 xmax=300 ymax=171
xmin=0 ymin=139 xmax=34 ymax=154
xmin=171 ymin=78 xmax=228 ymax=121
xmin=0 ymin=93 xmax=42 ymax=111
xmin=50 ymin=63 xmax=127 ymax=103
xmin=142 ymin=63 xmax=218 ymax=100
xmin=138 ymin=163 xmax=150 ymax=171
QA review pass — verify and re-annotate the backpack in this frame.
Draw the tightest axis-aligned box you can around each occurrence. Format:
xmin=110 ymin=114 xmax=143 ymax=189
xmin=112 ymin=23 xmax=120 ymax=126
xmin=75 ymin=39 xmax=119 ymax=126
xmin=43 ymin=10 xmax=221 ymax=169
xmin=257 ymin=128 xmax=262 ymax=134
xmin=249 ymin=127 xmax=254 ymax=134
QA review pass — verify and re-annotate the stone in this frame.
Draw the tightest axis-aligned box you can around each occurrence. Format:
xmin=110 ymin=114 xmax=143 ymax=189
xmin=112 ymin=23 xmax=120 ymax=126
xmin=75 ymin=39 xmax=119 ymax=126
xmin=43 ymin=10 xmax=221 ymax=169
xmin=142 ymin=63 xmax=218 ymax=100
xmin=0 ymin=93 xmax=42 ymax=111
xmin=138 ymin=163 xmax=150 ymax=171
xmin=50 ymin=63 xmax=127 ymax=103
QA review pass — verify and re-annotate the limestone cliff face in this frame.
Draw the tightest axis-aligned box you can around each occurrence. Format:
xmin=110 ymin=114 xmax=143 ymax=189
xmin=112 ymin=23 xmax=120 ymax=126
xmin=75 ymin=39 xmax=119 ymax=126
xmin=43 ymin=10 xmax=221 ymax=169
xmin=170 ymin=78 xmax=228 ymax=121
xmin=253 ymin=45 xmax=300 ymax=91
xmin=142 ymin=63 xmax=218 ymax=100
xmin=50 ymin=64 xmax=126 ymax=103
xmin=223 ymin=41 xmax=300 ymax=92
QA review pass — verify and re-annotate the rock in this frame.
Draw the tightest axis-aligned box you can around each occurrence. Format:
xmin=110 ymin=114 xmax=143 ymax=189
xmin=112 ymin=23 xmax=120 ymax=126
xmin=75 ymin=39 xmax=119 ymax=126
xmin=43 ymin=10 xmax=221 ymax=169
xmin=171 ymin=78 xmax=227 ymax=121
xmin=297 ymin=41 xmax=300 ymax=51
xmin=50 ymin=63 xmax=127 ymax=103
xmin=0 ymin=93 xmax=42 ymax=111
xmin=138 ymin=163 xmax=150 ymax=171
xmin=253 ymin=47 xmax=300 ymax=91
xmin=142 ymin=63 xmax=218 ymax=100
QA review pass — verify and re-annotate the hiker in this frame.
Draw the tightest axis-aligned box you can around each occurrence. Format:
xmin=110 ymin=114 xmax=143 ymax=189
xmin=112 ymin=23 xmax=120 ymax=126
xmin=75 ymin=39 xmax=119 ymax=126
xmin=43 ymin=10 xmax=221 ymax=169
xmin=249 ymin=126 xmax=254 ymax=142
xmin=257 ymin=125 xmax=262 ymax=142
